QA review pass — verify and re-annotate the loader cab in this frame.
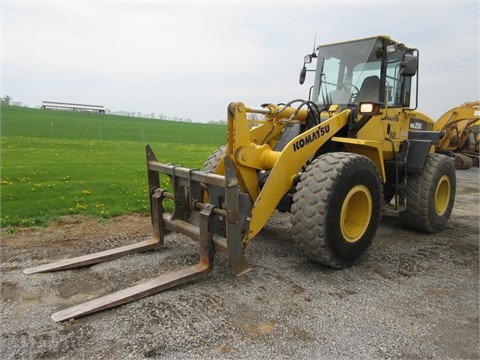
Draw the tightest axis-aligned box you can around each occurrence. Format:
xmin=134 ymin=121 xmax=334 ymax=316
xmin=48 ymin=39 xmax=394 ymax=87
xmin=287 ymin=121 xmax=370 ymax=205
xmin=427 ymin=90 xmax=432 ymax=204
xmin=303 ymin=36 xmax=418 ymax=110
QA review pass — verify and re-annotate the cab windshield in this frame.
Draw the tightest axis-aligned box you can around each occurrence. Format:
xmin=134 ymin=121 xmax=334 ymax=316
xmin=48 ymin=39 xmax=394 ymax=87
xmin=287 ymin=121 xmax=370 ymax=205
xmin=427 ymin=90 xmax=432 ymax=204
xmin=313 ymin=37 xmax=383 ymax=107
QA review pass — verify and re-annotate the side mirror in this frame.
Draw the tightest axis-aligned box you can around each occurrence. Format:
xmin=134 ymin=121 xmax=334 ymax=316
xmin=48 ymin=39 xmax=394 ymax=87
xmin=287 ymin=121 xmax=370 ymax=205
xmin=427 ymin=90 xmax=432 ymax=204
xmin=400 ymin=54 xmax=418 ymax=76
xmin=299 ymin=66 xmax=307 ymax=85
xmin=299 ymin=53 xmax=316 ymax=85
xmin=304 ymin=54 xmax=313 ymax=64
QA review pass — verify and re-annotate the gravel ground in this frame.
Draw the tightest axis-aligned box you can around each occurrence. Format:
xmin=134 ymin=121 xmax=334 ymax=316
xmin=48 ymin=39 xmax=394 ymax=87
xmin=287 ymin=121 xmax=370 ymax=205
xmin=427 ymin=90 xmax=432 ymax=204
xmin=1 ymin=167 xmax=479 ymax=360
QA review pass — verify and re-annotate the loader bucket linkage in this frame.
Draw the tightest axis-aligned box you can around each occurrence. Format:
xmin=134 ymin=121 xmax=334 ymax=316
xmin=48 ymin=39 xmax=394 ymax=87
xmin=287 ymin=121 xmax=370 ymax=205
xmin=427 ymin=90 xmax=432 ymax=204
xmin=24 ymin=145 xmax=252 ymax=322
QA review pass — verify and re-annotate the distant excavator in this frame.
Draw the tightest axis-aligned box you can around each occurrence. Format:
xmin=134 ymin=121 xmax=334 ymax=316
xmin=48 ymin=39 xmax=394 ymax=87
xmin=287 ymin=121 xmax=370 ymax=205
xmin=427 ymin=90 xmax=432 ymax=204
xmin=434 ymin=101 xmax=480 ymax=169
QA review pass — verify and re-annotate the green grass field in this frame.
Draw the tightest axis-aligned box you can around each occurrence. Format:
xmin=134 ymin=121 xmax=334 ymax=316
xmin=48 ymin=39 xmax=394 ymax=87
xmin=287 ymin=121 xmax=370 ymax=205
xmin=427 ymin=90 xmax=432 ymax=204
xmin=1 ymin=105 xmax=227 ymax=227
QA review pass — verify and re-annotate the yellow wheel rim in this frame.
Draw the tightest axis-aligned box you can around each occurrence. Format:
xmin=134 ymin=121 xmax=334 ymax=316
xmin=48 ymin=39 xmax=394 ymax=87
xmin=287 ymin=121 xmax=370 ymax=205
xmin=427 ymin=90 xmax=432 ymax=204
xmin=340 ymin=185 xmax=372 ymax=243
xmin=435 ymin=175 xmax=451 ymax=216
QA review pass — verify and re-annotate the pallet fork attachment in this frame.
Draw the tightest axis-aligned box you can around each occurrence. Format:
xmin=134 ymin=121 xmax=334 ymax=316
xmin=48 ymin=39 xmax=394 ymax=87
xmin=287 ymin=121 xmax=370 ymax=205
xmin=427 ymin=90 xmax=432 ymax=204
xmin=24 ymin=145 xmax=252 ymax=322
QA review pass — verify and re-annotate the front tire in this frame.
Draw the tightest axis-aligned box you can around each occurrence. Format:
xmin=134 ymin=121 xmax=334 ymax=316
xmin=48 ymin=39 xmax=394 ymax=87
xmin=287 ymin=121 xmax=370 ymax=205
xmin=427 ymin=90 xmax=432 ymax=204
xmin=203 ymin=146 xmax=226 ymax=173
xmin=291 ymin=153 xmax=382 ymax=268
xmin=400 ymin=153 xmax=456 ymax=233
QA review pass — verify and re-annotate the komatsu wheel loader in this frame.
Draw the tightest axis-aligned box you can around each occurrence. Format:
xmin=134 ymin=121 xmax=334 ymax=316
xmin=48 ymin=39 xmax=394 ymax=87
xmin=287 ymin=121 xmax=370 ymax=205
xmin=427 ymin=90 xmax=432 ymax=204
xmin=25 ymin=35 xmax=456 ymax=322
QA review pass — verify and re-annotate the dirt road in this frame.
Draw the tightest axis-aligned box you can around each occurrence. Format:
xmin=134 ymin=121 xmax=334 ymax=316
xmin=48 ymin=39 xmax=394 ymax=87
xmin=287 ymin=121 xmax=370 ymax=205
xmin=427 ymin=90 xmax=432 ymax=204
xmin=1 ymin=168 xmax=478 ymax=359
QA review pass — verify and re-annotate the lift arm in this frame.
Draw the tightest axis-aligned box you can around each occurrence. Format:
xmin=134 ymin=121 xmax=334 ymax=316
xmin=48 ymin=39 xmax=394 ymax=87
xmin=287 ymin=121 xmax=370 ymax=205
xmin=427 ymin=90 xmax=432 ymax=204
xmin=225 ymin=102 xmax=351 ymax=244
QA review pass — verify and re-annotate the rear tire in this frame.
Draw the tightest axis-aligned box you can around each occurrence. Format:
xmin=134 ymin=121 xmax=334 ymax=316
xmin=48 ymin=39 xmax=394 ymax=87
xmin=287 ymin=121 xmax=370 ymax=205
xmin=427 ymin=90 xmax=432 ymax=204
xmin=400 ymin=153 xmax=456 ymax=233
xmin=291 ymin=153 xmax=382 ymax=268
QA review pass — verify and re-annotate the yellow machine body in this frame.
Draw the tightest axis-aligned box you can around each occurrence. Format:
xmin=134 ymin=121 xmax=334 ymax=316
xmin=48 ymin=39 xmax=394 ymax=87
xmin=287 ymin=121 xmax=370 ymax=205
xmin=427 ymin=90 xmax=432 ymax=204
xmin=433 ymin=101 xmax=480 ymax=168
xmin=25 ymin=35 xmax=457 ymax=322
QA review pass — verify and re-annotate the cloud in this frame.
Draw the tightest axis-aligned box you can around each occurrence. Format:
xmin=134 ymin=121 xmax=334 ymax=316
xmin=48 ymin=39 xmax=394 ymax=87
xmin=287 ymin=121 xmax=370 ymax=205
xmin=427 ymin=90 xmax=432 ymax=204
xmin=2 ymin=1 xmax=478 ymax=122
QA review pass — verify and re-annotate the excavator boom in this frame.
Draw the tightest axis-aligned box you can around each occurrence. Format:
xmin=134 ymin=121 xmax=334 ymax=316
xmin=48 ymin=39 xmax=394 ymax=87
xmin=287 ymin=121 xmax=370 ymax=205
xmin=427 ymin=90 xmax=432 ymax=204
xmin=435 ymin=101 xmax=480 ymax=168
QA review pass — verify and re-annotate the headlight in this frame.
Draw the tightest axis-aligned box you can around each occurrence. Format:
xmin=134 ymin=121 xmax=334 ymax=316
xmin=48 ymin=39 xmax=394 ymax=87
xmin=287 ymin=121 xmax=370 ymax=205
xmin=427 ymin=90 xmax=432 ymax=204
xmin=359 ymin=102 xmax=382 ymax=115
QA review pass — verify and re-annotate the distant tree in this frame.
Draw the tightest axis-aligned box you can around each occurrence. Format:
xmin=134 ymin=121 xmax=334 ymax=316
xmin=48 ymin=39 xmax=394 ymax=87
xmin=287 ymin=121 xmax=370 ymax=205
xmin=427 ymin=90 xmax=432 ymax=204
xmin=247 ymin=113 xmax=263 ymax=121
xmin=1 ymin=95 xmax=12 ymax=105
xmin=208 ymin=119 xmax=227 ymax=125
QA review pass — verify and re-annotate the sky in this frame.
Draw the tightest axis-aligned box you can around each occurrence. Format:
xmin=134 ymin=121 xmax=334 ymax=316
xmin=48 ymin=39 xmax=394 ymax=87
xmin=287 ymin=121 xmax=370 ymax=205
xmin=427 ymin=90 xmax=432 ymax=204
xmin=2 ymin=1 xmax=479 ymax=123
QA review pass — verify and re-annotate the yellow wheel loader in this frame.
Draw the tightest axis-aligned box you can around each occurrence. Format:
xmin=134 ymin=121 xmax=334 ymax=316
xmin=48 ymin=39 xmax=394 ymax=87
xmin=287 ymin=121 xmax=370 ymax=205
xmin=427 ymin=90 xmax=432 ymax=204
xmin=25 ymin=35 xmax=456 ymax=321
